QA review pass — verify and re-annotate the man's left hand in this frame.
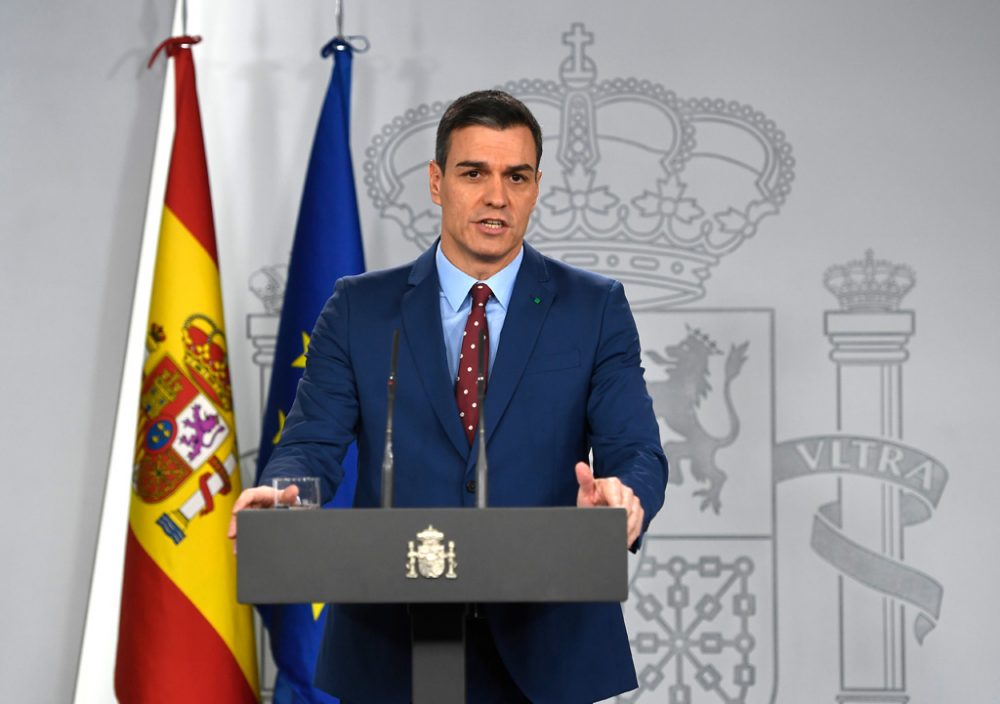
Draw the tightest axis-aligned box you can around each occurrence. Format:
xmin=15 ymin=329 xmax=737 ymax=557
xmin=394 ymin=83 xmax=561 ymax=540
xmin=575 ymin=461 xmax=644 ymax=548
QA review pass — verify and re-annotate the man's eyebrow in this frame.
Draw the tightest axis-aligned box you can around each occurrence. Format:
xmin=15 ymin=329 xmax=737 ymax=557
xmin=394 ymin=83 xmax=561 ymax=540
xmin=453 ymin=160 xmax=536 ymax=175
xmin=504 ymin=163 xmax=536 ymax=175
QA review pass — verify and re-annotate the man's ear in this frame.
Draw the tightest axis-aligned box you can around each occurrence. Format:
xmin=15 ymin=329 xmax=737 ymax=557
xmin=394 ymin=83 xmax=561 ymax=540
xmin=530 ymin=169 xmax=542 ymax=207
xmin=428 ymin=160 xmax=443 ymax=206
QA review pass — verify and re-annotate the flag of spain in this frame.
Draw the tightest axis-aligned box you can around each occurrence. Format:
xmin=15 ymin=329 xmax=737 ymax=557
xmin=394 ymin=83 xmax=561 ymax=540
xmin=115 ymin=36 xmax=259 ymax=703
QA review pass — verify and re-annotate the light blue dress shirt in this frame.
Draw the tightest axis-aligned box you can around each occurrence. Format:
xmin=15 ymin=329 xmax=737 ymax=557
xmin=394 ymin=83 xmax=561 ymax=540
xmin=436 ymin=243 xmax=524 ymax=383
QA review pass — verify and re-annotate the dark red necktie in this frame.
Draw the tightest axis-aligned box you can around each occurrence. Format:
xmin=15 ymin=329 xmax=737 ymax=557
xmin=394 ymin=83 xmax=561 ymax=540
xmin=456 ymin=283 xmax=492 ymax=443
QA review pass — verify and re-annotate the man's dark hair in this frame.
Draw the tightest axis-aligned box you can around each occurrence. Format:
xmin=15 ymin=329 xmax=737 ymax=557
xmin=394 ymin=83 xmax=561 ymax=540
xmin=434 ymin=90 xmax=543 ymax=170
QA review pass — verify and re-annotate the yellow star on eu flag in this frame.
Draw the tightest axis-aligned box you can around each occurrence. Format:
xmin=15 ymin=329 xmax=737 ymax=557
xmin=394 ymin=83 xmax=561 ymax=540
xmin=312 ymin=603 xmax=326 ymax=620
xmin=292 ymin=331 xmax=310 ymax=368
xmin=272 ymin=409 xmax=286 ymax=445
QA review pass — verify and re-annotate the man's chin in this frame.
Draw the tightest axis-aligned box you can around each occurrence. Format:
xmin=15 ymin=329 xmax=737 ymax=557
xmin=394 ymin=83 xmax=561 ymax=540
xmin=442 ymin=236 xmax=524 ymax=276
xmin=473 ymin=244 xmax=521 ymax=266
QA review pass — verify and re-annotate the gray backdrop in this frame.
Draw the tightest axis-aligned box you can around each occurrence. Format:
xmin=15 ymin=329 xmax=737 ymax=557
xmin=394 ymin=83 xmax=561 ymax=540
xmin=0 ymin=1 xmax=172 ymax=702
xmin=3 ymin=1 xmax=999 ymax=702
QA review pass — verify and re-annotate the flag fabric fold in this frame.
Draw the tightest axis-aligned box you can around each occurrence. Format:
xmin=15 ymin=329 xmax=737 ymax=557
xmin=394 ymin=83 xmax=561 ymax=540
xmin=115 ymin=38 xmax=259 ymax=703
xmin=256 ymin=39 xmax=365 ymax=704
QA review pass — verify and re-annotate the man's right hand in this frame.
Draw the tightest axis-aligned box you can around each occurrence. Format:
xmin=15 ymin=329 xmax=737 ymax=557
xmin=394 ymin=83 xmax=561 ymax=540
xmin=227 ymin=484 xmax=301 ymax=551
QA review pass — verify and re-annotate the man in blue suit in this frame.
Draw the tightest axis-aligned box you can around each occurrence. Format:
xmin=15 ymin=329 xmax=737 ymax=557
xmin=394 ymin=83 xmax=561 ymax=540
xmin=231 ymin=90 xmax=667 ymax=703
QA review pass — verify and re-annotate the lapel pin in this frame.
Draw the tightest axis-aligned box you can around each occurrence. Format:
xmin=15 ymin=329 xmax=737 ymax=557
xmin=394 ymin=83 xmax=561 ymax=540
xmin=531 ymin=295 xmax=542 ymax=304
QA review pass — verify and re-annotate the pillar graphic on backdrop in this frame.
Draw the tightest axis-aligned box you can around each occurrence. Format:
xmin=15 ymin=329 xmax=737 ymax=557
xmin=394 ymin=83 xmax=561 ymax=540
xmin=247 ymin=265 xmax=287 ymax=428
xmin=242 ymin=264 xmax=290 ymax=702
xmin=775 ymin=251 xmax=947 ymax=703
xmin=824 ymin=252 xmax=945 ymax=702
xmin=364 ymin=22 xmax=794 ymax=703
xmin=826 ymin=251 xmax=914 ymax=701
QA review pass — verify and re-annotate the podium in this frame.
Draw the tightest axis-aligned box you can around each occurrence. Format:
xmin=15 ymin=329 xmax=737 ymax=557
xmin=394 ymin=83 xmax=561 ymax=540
xmin=237 ymin=506 xmax=627 ymax=703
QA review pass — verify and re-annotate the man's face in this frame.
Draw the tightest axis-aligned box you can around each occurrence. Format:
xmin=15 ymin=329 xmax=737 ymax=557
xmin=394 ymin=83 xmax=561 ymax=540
xmin=429 ymin=125 xmax=541 ymax=280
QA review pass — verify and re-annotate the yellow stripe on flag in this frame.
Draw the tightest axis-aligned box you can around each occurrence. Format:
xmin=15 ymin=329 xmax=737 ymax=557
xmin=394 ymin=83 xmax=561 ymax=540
xmin=129 ymin=204 xmax=257 ymax=688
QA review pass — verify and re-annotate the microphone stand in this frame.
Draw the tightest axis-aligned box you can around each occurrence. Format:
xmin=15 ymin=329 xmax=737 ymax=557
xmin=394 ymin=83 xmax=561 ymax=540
xmin=380 ymin=329 xmax=400 ymax=508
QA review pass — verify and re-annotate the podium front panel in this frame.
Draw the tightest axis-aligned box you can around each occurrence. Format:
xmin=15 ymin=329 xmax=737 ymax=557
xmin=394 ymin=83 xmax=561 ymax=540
xmin=237 ymin=506 xmax=626 ymax=604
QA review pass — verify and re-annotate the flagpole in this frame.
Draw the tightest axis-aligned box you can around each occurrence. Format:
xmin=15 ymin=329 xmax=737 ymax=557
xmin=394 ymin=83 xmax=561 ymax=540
xmin=72 ymin=2 xmax=184 ymax=702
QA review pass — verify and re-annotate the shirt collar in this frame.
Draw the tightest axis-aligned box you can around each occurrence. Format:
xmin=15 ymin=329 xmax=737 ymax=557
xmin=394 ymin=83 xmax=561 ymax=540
xmin=435 ymin=242 xmax=524 ymax=312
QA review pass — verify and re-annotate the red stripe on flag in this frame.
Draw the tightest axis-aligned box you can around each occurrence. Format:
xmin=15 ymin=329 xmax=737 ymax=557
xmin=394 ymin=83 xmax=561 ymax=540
xmin=164 ymin=46 xmax=219 ymax=264
xmin=115 ymin=529 xmax=256 ymax=704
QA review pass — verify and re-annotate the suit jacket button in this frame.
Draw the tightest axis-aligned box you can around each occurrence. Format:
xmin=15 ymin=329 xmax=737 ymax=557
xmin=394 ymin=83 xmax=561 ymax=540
xmin=465 ymin=480 xmax=476 ymax=493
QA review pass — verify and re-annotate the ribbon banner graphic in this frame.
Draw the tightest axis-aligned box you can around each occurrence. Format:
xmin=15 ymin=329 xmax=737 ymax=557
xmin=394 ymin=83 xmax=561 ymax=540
xmin=775 ymin=434 xmax=948 ymax=643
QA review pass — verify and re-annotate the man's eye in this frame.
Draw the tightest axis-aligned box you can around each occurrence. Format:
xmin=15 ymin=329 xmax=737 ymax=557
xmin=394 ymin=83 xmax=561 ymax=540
xmin=464 ymin=170 xmax=480 ymax=179
xmin=510 ymin=173 xmax=525 ymax=183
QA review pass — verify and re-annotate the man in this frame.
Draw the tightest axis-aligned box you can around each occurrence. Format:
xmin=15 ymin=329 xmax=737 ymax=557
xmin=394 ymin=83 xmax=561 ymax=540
xmin=230 ymin=90 xmax=667 ymax=703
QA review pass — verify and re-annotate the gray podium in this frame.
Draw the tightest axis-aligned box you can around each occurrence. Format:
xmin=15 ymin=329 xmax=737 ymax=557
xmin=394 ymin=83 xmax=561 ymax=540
xmin=237 ymin=506 xmax=627 ymax=703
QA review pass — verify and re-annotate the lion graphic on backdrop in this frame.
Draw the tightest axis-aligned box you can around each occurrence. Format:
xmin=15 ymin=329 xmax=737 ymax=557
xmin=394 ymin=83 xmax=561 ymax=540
xmin=646 ymin=327 xmax=749 ymax=513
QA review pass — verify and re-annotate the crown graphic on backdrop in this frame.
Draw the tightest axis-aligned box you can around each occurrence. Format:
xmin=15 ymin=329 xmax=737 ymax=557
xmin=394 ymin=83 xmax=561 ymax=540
xmin=823 ymin=249 xmax=916 ymax=312
xmin=363 ymin=22 xmax=795 ymax=308
xmin=248 ymin=264 xmax=288 ymax=315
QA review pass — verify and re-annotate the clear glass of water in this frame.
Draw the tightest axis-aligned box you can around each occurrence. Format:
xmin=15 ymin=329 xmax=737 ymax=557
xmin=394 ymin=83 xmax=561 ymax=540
xmin=271 ymin=476 xmax=321 ymax=509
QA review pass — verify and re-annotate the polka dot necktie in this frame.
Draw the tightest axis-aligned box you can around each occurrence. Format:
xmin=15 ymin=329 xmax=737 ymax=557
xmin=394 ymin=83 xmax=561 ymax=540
xmin=456 ymin=283 xmax=492 ymax=444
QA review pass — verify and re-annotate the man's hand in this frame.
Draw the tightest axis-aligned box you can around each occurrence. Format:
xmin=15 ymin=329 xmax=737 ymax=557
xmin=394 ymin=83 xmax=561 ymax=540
xmin=227 ymin=484 xmax=300 ymax=552
xmin=575 ymin=461 xmax=644 ymax=548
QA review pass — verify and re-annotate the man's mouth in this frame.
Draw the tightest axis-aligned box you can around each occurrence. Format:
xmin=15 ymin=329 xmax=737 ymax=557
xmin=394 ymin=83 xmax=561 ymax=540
xmin=478 ymin=218 xmax=507 ymax=231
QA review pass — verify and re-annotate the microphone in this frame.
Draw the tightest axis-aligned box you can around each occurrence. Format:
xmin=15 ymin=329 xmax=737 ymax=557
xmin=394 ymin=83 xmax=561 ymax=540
xmin=475 ymin=329 xmax=488 ymax=508
xmin=380 ymin=329 xmax=400 ymax=508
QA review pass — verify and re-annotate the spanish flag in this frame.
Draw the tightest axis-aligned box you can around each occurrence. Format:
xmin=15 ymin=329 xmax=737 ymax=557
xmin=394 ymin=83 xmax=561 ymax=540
xmin=115 ymin=36 xmax=258 ymax=703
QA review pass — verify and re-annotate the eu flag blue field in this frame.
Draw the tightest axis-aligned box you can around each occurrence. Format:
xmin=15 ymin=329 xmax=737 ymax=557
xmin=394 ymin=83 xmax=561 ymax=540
xmin=256 ymin=38 xmax=365 ymax=704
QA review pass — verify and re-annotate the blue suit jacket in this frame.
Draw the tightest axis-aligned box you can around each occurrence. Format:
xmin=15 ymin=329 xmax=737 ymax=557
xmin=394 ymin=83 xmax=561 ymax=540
xmin=261 ymin=242 xmax=667 ymax=703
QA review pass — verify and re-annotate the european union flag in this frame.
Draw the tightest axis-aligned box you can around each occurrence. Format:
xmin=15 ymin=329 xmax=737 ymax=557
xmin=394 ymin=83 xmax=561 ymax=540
xmin=256 ymin=38 xmax=365 ymax=704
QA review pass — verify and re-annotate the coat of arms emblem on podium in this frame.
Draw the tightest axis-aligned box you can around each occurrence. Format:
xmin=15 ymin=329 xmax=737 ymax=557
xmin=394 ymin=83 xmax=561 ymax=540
xmin=406 ymin=525 xmax=458 ymax=580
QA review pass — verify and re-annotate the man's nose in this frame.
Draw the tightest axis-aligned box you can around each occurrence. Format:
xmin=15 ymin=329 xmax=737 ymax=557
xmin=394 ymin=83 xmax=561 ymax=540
xmin=483 ymin=174 xmax=508 ymax=208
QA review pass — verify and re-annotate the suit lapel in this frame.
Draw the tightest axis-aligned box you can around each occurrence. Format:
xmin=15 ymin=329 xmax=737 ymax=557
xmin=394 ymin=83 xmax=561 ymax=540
xmin=401 ymin=246 xmax=469 ymax=457
xmin=485 ymin=244 xmax=556 ymax=445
